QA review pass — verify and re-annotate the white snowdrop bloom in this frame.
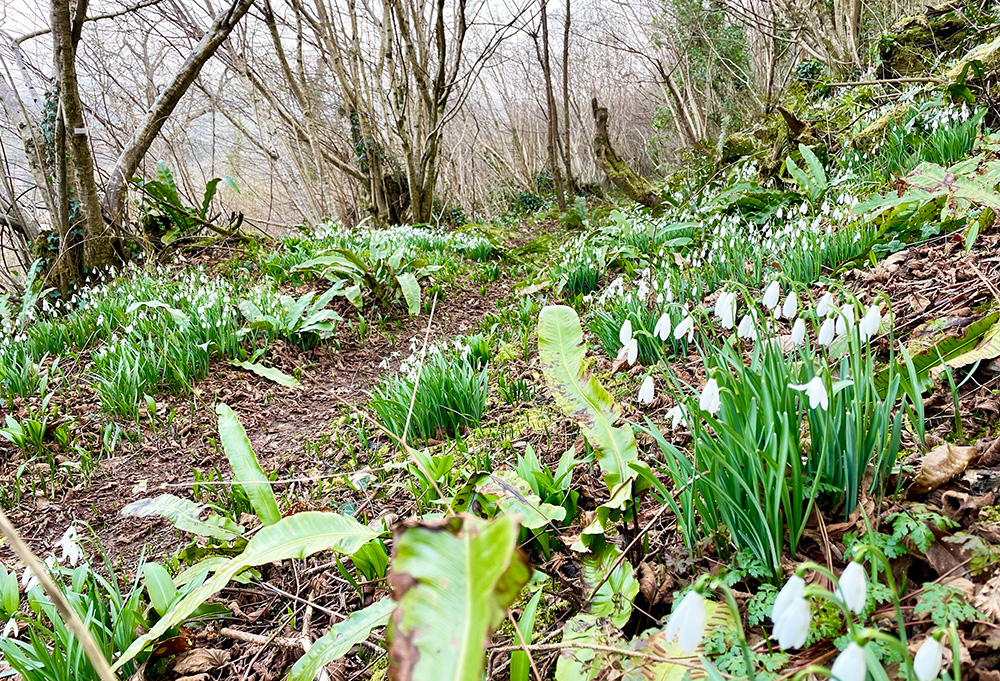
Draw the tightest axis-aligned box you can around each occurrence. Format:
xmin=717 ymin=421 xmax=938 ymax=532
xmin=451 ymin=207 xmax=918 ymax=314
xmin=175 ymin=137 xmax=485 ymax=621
xmin=715 ymin=291 xmax=737 ymax=329
xmin=835 ymin=562 xmax=867 ymax=615
xmin=673 ymin=314 xmax=694 ymax=342
xmin=830 ymin=642 xmax=867 ymax=681
xmin=638 ymin=376 xmax=655 ymax=405
xmin=1 ymin=617 xmax=17 ymax=639
xmin=819 ymin=317 xmax=836 ymax=346
xmin=791 ymin=318 xmax=806 ymax=346
xmin=664 ymin=590 xmax=707 ymax=655
xmin=56 ymin=525 xmax=84 ymax=567
xmin=653 ymin=313 xmax=672 ymax=341
xmin=913 ymin=635 xmax=944 ymax=681
xmin=736 ymin=314 xmax=757 ymax=340
xmin=836 ymin=305 xmax=856 ymax=337
xmin=617 ymin=339 xmax=638 ymax=366
xmin=782 ymin=291 xmax=798 ymax=320
xmin=619 ymin=319 xmax=633 ymax=345
xmin=763 ymin=281 xmax=781 ymax=310
xmin=772 ymin=574 xmax=805 ymax=625
xmin=666 ymin=404 xmax=687 ymax=430
xmin=700 ymin=378 xmax=721 ymax=414
xmin=789 ymin=376 xmax=829 ymax=410
xmin=799 ymin=202 xmax=808 ymax=215
xmin=776 ymin=207 xmax=783 ymax=219
xmin=772 ymin=591 xmax=810 ymax=650
xmin=817 ymin=292 xmax=835 ymax=317
xmin=859 ymin=305 xmax=881 ymax=342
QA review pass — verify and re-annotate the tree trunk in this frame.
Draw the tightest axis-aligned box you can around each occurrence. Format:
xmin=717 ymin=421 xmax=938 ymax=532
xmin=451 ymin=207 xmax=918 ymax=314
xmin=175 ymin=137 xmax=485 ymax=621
xmin=52 ymin=0 xmax=115 ymax=271
xmin=103 ymin=0 xmax=255 ymax=227
xmin=560 ymin=0 xmax=574 ymax=193
xmin=537 ymin=0 xmax=566 ymax=212
xmin=591 ymin=98 xmax=662 ymax=208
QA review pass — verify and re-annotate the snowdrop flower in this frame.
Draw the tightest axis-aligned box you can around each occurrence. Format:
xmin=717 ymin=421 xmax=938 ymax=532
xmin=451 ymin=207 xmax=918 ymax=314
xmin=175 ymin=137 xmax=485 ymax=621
xmin=763 ymin=281 xmax=781 ymax=310
xmin=619 ymin=319 xmax=633 ymax=346
xmin=830 ymin=642 xmax=867 ymax=681
xmin=819 ymin=317 xmax=836 ymax=346
xmin=737 ymin=314 xmax=757 ymax=341
xmin=21 ymin=556 xmax=56 ymax=593
xmin=772 ymin=591 xmax=810 ymax=649
xmin=664 ymin=590 xmax=707 ymax=655
xmin=836 ymin=305 xmax=856 ymax=337
xmin=700 ymin=378 xmax=721 ymax=415
xmin=817 ymin=291 xmax=835 ymax=317
xmin=653 ymin=313 xmax=672 ymax=341
xmin=835 ymin=562 xmax=867 ymax=615
xmin=714 ymin=291 xmax=737 ymax=329
xmin=1 ymin=617 xmax=17 ymax=639
xmin=913 ymin=634 xmax=944 ymax=681
xmin=666 ymin=404 xmax=687 ymax=430
xmin=56 ymin=525 xmax=84 ymax=567
xmin=771 ymin=574 xmax=805 ymax=625
xmin=859 ymin=304 xmax=881 ymax=342
xmin=638 ymin=376 xmax=655 ymax=405
xmin=791 ymin=318 xmax=806 ymax=346
xmin=782 ymin=291 xmax=798 ymax=320
xmin=617 ymin=339 xmax=638 ymax=366
xmin=789 ymin=376 xmax=829 ymax=410
xmin=673 ymin=314 xmax=694 ymax=342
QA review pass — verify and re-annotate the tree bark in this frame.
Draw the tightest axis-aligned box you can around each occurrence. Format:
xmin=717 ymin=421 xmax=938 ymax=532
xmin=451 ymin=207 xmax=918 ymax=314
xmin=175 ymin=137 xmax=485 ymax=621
xmin=591 ymin=98 xmax=661 ymax=209
xmin=537 ymin=0 xmax=566 ymax=212
xmin=103 ymin=0 xmax=255 ymax=227
xmin=52 ymin=0 xmax=115 ymax=271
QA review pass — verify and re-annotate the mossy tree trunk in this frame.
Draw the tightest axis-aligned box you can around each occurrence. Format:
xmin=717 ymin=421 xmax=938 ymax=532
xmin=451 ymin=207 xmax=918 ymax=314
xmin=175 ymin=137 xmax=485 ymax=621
xmin=591 ymin=99 xmax=662 ymax=209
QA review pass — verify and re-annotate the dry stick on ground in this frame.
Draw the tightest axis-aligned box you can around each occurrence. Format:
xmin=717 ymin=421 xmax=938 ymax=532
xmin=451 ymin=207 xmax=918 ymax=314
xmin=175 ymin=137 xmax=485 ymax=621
xmin=0 ymin=508 xmax=118 ymax=681
xmin=506 ymin=610 xmax=543 ymax=681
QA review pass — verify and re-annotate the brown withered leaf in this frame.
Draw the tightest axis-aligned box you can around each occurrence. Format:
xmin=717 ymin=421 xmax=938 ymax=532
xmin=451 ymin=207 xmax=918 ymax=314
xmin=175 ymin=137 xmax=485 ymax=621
xmin=910 ymin=444 xmax=980 ymax=495
xmin=975 ymin=574 xmax=1000 ymax=622
xmin=171 ymin=649 xmax=231 ymax=675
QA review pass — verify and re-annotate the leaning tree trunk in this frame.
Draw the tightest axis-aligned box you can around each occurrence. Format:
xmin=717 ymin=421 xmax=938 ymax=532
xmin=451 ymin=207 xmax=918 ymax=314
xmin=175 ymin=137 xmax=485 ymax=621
xmin=591 ymin=98 xmax=662 ymax=208
xmin=102 ymin=0 xmax=255 ymax=228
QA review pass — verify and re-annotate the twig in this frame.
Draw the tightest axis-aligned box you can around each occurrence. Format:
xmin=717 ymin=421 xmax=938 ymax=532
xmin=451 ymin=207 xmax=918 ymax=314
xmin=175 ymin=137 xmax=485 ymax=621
xmin=0 ymin=508 xmax=117 ymax=681
xmin=221 ymin=626 xmax=304 ymax=649
xmin=827 ymin=77 xmax=944 ymax=87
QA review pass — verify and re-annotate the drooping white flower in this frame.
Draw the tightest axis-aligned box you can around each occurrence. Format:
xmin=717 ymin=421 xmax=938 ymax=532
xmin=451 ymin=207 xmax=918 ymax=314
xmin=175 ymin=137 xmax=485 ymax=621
xmin=1 ymin=617 xmax=17 ymax=639
xmin=673 ymin=314 xmax=694 ymax=342
xmin=638 ymin=376 xmax=655 ymax=405
xmin=664 ymin=590 xmax=707 ymax=655
xmin=619 ymin=319 xmax=633 ymax=346
xmin=830 ymin=642 xmax=868 ymax=681
xmin=772 ymin=592 xmax=811 ymax=650
xmin=617 ymin=339 xmax=638 ymax=366
xmin=56 ymin=525 xmax=84 ymax=567
xmin=782 ymin=291 xmax=798 ymax=320
xmin=789 ymin=376 xmax=829 ymax=410
xmin=715 ymin=291 xmax=737 ymax=330
xmin=666 ymin=404 xmax=688 ymax=430
xmin=737 ymin=314 xmax=756 ymax=341
xmin=835 ymin=562 xmax=867 ymax=615
xmin=700 ymin=378 xmax=721 ymax=415
xmin=836 ymin=305 xmax=856 ymax=337
xmin=791 ymin=318 xmax=806 ymax=346
xmin=763 ymin=281 xmax=781 ymax=310
xmin=653 ymin=313 xmax=672 ymax=341
xmin=817 ymin=292 xmax=835 ymax=317
xmin=913 ymin=634 xmax=944 ymax=681
xmin=819 ymin=317 xmax=836 ymax=346
xmin=859 ymin=305 xmax=881 ymax=342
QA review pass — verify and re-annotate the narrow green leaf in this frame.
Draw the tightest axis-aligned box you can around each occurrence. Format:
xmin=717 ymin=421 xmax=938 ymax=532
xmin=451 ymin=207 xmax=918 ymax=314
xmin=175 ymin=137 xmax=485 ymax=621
xmin=143 ymin=563 xmax=177 ymax=617
xmin=510 ymin=590 xmax=543 ymax=681
xmin=288 ymin=599 xmax=393 ymax=681
xmin=229 ymin=360 xmax=301 ymax=388
xmin=217 ymin=403 xmax=282 ymax=526
xmin=121 ymin=494 xmax=243 ymax=541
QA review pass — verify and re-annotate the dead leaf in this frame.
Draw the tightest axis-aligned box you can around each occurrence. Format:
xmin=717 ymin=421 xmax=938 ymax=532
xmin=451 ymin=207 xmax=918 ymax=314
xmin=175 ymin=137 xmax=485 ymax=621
xmin=171 ymin=649 xmax=231 ymax=675
xmin=907 ymin=292 xmax=931 ymax=313
xmin=910 ymin=444 xmax=980 ymax=495
xmin=975 ymin=574 xmax=1000 ymax=622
